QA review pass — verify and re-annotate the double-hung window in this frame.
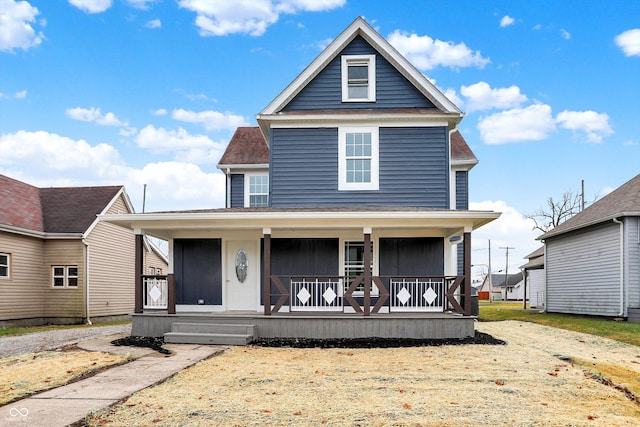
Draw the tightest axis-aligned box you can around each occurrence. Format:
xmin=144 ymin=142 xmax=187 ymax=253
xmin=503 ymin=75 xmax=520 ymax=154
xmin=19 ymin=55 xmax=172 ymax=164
xmin=244 ymin=173 xmax=269 ymax=207
xmin=0 ymin=253 xmax=9 ymax=279
xmin=341 ymin=54 xmax=376 ymax=102
xmin=52 ymin=266 xmax=78 ymax=288
xmin=338 ymin=127 xmax=379 ymax=191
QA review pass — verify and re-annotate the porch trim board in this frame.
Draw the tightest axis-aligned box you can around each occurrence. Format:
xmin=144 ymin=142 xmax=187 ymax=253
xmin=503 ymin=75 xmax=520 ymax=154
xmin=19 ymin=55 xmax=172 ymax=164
xmin=131 ymin=312 xmax=474 ymax=341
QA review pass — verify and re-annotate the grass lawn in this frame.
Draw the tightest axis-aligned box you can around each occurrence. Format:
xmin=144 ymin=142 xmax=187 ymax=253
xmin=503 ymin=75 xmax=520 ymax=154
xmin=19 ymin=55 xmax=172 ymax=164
xmin=479 ymin=301 xmax=640 ymax=347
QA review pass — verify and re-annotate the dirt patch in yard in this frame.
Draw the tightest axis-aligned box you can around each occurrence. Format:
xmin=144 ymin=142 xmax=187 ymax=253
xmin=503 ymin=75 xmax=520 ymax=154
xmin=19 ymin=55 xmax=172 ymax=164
xmin=0 ymin=350 xmax=131 ymax=406
xmin=86 ymin=321 xmax=640 ymax=426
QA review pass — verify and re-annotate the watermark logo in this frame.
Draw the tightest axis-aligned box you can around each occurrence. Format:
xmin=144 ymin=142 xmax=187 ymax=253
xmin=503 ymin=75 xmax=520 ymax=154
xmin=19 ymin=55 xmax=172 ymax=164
xmin=9 ymin=407 xmax=29 ymax=417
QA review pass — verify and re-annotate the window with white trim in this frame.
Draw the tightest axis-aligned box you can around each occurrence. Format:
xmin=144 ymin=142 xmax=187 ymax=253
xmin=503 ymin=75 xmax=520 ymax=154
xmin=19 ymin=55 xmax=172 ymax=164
xmin=341 ymin=54 xmax=376 ymax=102
xmin=52 ymin=266 xmax=78 ymax=288
xmin=244 ymin=173 xmax=269 ymax=207
xmin=338 ymin=127 xmax=379 ymax=191
xmin=0 ymin=253 xmax=9 ymax=279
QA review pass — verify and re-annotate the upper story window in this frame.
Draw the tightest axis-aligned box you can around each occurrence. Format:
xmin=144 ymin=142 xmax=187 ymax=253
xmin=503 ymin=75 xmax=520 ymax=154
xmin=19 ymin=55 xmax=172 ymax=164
xmin=245 ymin=173 xmax=269 ymax=207
xmin=341 ymin=54 xmax=376 ymax=102
xmin=338 ymin=127 xmax=379 ymax=191
xmin=0 ymin=253 xmax=9 ymax=279
xmin=52 ymin=265 xmax=78 ymax=288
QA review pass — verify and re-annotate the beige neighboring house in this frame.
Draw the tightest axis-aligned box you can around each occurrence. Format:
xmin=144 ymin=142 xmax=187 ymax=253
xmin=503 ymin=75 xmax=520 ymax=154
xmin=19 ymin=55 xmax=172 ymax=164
xmin=0 ymin=174 xmax=168 ymax=327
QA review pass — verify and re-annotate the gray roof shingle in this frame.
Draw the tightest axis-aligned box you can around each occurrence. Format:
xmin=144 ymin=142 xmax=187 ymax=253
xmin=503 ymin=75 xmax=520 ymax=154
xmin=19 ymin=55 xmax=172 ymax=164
xmin=541 ymin=174 xmax=640 ymax=240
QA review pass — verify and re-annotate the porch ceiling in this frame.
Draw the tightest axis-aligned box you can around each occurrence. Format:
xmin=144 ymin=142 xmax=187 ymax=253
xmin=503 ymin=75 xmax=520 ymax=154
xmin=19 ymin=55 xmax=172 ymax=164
xmin=100 ymin=207 xmax=500 ymax=240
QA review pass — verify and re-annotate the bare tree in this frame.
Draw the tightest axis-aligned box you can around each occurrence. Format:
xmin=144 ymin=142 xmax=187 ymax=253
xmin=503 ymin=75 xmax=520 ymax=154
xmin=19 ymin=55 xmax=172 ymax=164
xmin=525 ymin=191 xmax=583 ymax=233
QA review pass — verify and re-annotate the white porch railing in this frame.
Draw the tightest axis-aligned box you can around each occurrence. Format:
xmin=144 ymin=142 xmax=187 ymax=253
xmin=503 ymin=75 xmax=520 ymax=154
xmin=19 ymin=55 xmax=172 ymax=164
xmin=290 ymin=277 xmax=344 ymax=311
xmin=143 ymin=275 xmax=168 ymax=309
xmin=389 ymin=278 xmax=446 ymax=312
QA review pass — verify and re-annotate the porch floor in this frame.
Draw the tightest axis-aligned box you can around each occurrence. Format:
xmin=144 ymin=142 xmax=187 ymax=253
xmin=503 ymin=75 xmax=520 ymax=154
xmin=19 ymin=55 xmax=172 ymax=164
xmin=132 ymin=311 xmax=475 ymax=341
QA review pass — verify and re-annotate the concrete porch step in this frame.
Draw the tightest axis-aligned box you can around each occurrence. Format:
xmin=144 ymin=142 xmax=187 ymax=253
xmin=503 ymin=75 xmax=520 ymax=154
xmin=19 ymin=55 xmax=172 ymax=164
xmin=164 ymin=322 xmax=257 ymax=345
xmin=164 ymin=331 xmax=254 ymax=346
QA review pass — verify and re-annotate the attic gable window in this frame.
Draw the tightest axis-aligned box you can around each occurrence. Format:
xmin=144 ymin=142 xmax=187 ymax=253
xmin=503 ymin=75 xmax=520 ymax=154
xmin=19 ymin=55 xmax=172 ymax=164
xmin=341 ymin=54 xmax=376 ymax=102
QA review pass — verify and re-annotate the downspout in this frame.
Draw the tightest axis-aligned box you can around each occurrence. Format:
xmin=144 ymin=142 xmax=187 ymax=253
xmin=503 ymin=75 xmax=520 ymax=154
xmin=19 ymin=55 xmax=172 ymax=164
xmin=540 ymin=241 xmax=547 ymax=313
xmin=612 ymin=217 xmax=625 ymax=317
xmin=82 ymin=239 xmax=92 ymax=325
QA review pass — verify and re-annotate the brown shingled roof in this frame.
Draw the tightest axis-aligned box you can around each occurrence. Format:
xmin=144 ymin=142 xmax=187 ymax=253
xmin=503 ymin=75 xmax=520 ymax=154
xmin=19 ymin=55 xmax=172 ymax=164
xmin=218 ymin=126 xmax=476 ymax=166
xmin=0 ymin=174 xmax=123 ymax=234
xmin=218 ymin=127 xmax=269 ymax=166
xmin=40 ymin=186 xmax=122 ymax=233
xmin=541 ymin=173 xmax=640 ymax=240
xmin=0 ymin=174 xmax=44 ymax=232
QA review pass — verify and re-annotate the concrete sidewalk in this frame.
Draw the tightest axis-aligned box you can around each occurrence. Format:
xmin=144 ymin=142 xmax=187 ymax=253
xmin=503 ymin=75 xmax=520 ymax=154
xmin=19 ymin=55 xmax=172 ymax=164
xmin=0 ymin=335 xmax=224 ymax=427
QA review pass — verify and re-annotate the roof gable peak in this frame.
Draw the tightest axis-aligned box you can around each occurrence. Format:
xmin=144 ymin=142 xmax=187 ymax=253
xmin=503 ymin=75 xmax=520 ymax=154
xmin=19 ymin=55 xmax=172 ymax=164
xmin=258 ymin=17 xmax=461 ymax=119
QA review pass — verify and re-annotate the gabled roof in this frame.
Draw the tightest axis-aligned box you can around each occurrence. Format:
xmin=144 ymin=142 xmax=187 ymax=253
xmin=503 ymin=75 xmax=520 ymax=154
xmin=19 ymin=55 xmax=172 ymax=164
xmin=540 ymin=174 xmax=640 ymax=240
xmin=520 ymin=246 xmax=544 ymax=270
xmin=488 ymin=273 xmax=524 ymax=288
xmin=257 ymin=17 xmax=462 ymax=139
xmin=0 ymin=173 xmax=128 ymax=236
xmin=40 ymin=186 xmax=124 ymax=233
xmin=217 ymin=127 xmax=269 ymax=168
xmin=217 ymin=126 xmax=477 ymax=169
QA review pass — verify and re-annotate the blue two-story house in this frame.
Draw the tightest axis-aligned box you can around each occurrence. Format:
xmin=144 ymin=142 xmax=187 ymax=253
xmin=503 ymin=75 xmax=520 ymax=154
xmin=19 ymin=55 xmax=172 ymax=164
xmin=103 ymin=17 xmax=500 ymax=344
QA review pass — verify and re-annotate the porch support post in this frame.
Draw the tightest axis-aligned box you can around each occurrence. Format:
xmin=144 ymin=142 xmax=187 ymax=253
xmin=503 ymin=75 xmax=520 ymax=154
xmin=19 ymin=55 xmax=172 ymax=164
xmin=167 ymin=273 xmax=176 ymax=314
xmin=263 ymin=229 xmax=272 ymax=316
xmin=134 ymin=233 xmax=143 ymax=314
xmin=363 ymin=228 xmax=372 ymax=316
xmin=463 ymin=231 xmax=472 ymax=316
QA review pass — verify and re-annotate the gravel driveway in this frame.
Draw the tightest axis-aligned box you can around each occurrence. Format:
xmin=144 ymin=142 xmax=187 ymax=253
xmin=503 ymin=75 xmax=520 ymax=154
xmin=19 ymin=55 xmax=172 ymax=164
xmin=0 ymin=323 xmax=131 ymax=358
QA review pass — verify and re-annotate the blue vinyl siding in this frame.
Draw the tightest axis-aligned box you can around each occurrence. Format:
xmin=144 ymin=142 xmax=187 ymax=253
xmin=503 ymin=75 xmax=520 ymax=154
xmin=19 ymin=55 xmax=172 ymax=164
xmin=283 ymin=36 xmax=436 ymax=111
xmin=456 ymin=171 xmax=468 ymax=210
xmin=230 ymin=174 xmax=244 ymax=208
xmin=270 ymin=126 xmax=449 ymax=208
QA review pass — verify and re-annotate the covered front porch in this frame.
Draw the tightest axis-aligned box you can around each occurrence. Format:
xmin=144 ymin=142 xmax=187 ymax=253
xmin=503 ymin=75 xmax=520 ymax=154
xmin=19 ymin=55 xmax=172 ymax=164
xmin=101 ymin=207 xmax=499 ymax=342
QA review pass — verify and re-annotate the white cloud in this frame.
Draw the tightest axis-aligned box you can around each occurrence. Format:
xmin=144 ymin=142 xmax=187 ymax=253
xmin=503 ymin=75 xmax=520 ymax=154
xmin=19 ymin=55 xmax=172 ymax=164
xmin=387 ymin=30 xmax=490 ymax=71
xmin=171 ymin=108 xmax=248 ymax=131
xmin=615 ymin=28 xmax=640 ymax=57
xmin=477 ymin=104 xmax=555 ymax=144
xmin=152 ymin=108 xmax=168 ymax=116
xmin=68 ymin=0 xmax=112 ymax=14
xmin=0 ymin=130 xmax=127 ymax=180
xmin=560 ymin=29 xmax=571 ymax=40
xmin=146 ymin=19 xmax=161 ymax=29
xmin=623 ymin=140 xmax=637 ymax=146
xmin=469 ymin=200 xmax=540 ymax=276
xmin=533 ymin=24 xmax=542 ymax=30
xmin=0 ymin=0 xmax=44 ymax=52
xmin=135 ymin=124 xmax=226 ymax=164
xmin=0 ymin=130 xmax=225 ymax=212
xmin=14 ymin=89 xmax=27 ymax=99
xmin=125 ymin=0 xmax=157 ymax=9
xmin=65 ymin=107 xmax=128 ymax=126
xmin=500 ymin=16 xmax=515 ymax=28
xmin=443 ymin=88 xmax=464 ymax=110
xmin=177 ymin=0 xmax=345 ymax=37
xmin=556 ymin=110 xmax=613 ymax=143
xmin=460 ymin=81 xmax=527 ymax=112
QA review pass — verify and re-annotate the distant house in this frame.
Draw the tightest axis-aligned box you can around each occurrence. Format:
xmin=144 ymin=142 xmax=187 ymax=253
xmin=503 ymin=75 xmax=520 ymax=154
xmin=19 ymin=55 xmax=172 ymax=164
xmin=521 ymin=246 xmax=544 ymax=308
xmin=540 ymin=174 xmax=640 ymax=321
xmin=479 ymin=273 xmax=524 ymax=301
xmin=102 ymin=17 xmax=500 ymax=344
xmin=0 ymin=174 xmax=167 ymax=327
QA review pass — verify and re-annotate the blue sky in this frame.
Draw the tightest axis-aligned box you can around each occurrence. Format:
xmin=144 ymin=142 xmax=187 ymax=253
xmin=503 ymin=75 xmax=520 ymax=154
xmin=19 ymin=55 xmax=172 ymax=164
xmin=2 ymin=0 xmax=639 ymax=274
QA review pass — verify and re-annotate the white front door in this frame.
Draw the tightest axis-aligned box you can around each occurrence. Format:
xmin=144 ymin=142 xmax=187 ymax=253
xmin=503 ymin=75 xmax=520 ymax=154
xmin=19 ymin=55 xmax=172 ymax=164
xmin=226 ymin=240 xmax=259 ymax=311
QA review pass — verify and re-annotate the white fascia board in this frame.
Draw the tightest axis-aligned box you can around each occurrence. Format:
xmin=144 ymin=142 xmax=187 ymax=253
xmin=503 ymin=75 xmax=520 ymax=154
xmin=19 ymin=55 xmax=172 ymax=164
xmin=451 ymin=159 xmax=479 ymax=170
xmin=539 ymin=212 xmax=640 ymax=240
xmin=216 ymin=163 xmax=269 ymax=173
xmin=100 ymin=210 xmax=501 ymax=234
xmin=0 ymin=224 xmax=84 ymax=240
xmin=258 ymin=17 xmax=462 ymax=118
xmin=85 ymin=186 xmax=131 ymax=238
xmin=265 ymin=114 xmax=452 ymax=128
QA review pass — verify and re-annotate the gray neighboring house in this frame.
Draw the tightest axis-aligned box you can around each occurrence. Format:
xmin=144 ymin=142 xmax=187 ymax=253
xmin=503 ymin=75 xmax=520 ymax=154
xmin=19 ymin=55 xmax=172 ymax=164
xmin=521 ymin=246 xmax=545 ymax=308
xmin=539 ymin=174 xmax=640 ymax=321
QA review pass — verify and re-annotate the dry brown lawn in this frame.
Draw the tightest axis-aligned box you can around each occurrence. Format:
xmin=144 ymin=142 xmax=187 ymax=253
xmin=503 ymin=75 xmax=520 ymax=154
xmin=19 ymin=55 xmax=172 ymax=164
xmin=85 ymin=321 xmax=640 ymax=426
xmin=0 ymin=350 xmax=130 ymax=405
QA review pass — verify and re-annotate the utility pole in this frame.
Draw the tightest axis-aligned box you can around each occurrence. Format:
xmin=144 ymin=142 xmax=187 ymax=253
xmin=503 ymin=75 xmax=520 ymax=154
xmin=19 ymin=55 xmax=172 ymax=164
xmin=488 ymin=240 xmax=493 ymax=302
xmin=500 ymin=246 xmax=514 ymax=301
